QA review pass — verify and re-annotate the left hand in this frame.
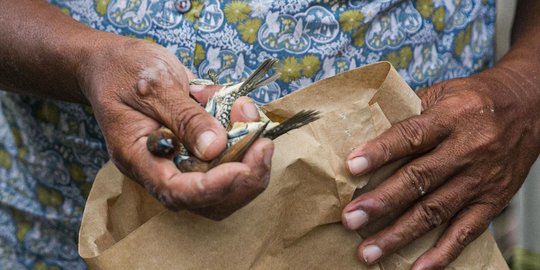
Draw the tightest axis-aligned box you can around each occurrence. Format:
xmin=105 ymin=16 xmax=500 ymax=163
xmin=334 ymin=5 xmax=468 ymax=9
xmin=341 ymin=67 xmax=540 ymax=269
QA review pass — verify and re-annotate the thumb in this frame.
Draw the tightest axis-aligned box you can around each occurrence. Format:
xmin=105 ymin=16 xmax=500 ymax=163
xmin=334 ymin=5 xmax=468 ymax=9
xmin=169 ymin=98 xmax=227 ymax=160
xmin=131 ymin=79 xmax=227 ymax=160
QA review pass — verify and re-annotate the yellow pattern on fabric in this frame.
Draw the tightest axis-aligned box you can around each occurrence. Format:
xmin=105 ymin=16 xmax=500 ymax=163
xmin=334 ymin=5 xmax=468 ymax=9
xmin=9 ymin=127 xmax=27 ymax=159
xmin=32 ymin=261 xmax=61 ymax=270
xmin=224 ymin=1 xmax=251 ymax=23
xmin=278 ymin=57 xmax=302 ymax=83
xmin=94 ymin=0 xmax=110 ymax=16
xmin=68 ymin=164 xmax=86 ymax=183
xmin=302 ymin=55 xmax=321 ymax=78
xmin=352 ymin=26 xmax=368 ymax=48
xmin=339 ymin=10 xmax=364 ymax=33
xmin=432 ymin=7 xmax=446 ymax=32
xmin=10 ymin=127 xmax=23 ymax=147
xmin=0 ymin=146 xmax=12 ymax=169
xmin=16 ymin=222 xmax=31 ymax=241
xmin=238 ymin=18 xmax=262 ymax=43
xmin=194 ymin=43 xmax=205 ymax=66
xmin=416 ymin=0 xmax=434 ymax=18
xmin=185 ymin=0 xmax=204 ymax=22
xmin=37 ymin=185 xmax=64 ymax=208
xmin=454 ymin=25 xmax=473 ymax=55
xmin=385 ymin=46 xmax=413 ymax=70
xmin=36 ymin=101 xmax=60 ymax=125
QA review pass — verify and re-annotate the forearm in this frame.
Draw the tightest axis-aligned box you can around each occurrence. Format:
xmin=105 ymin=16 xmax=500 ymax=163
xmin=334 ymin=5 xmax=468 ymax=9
xmin=0 ymin=0 xmax=116 ymax=103
xmin=472 ymin=0 xmax=540 ymax=146
xmin=490 ymin=0 xmax=540 ymax=112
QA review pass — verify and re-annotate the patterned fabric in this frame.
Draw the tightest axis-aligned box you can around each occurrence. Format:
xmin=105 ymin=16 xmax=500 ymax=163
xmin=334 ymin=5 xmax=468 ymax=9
xmin=0 ymin=0 xmax=495 ymax=269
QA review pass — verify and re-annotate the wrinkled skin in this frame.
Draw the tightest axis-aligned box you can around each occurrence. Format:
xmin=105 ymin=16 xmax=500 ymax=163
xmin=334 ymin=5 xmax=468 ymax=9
xmin=342 ymin=66 xmax=540 ymax=269
xmin=80 ymin=37 xmax=274 ymax=220
xmin=2 ymin=1 xmax=540 ymax=267
xmin=0 ymin=1 xmax=274 ymax=221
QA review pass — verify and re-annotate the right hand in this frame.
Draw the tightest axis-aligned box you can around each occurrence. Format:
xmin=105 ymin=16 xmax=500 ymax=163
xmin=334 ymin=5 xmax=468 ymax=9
xmin=79 ymin=35 xmax=274 ymax=220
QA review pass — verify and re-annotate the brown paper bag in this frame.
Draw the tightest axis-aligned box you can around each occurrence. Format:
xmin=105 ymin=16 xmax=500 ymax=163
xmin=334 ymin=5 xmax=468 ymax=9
xmin=79 ymin=62 xmax=508 ymax=269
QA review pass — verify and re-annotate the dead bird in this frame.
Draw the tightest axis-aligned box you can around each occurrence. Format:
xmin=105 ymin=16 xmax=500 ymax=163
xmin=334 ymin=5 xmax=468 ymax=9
xmin=176 ymin=110 xmax=321 ymax=173
xmin=146 ymin=58 xmax=320 ymax=173
xmin=207 ymin=58 xmax=280 ymax=128
xmin=147 ymin=58 xmax=279 ymax=158
xmin=190 ymin=58 xmax=280 ymax=128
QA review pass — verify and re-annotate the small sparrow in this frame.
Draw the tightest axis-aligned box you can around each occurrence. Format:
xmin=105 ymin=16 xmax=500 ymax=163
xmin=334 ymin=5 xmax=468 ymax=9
xmin=146 ymin=58 xmax=320 ymax=173
xmin=148 ymin=59 xmax=279 ymax=157
xmin=177 ymin=110 xmax=320 ymax=173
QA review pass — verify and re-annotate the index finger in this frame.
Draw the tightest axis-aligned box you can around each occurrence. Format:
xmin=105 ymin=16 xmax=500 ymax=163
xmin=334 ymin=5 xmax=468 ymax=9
xmin=189 ymin=84 xmax=223 ymax=104
xmin=347 ymin=112 xmax=451 ymax=176
xmin=229 ymin=96 xmax=261 ymax=124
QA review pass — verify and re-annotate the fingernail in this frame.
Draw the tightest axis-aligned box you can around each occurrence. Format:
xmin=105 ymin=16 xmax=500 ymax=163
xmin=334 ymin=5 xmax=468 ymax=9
xmin=196 ymin=131 xmax=217 ymax=156
xmin=348 ymin=156 xmax=369 ymax=175
xmin=344 ymin=210 xmax=369 ymax=230
xmin=263 ymin=146 xmax=274 ymax=168
xmin=363 ymin=245 xmax=383 ymax=264
xmin=242 ymin=102 xmax=260 ymax=120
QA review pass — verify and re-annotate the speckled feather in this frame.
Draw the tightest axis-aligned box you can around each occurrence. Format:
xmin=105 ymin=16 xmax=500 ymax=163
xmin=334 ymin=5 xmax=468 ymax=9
xmin=146 ymin=58 xmax=318 ymax=173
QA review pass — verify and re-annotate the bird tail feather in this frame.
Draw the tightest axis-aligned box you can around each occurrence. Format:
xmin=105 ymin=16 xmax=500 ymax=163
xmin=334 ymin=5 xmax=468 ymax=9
xmin=263 ymin=110 xmax=321 ymax=140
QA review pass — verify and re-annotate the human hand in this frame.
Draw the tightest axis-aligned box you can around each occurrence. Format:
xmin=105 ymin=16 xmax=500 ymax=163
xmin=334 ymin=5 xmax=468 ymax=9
xmin=80 ymin=36 xmax=273 ymax=220
xmin=341 ymin=68 xmax=540 ymax=269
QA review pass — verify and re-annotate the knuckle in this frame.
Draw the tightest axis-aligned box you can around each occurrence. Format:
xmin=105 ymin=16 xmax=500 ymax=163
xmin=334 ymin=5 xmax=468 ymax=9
xmin=464 ymin=90 xmax=495 ymax=110
xmin=374 ymin=140 xmax=393 ymax=163
xmin=476 ymin=127 xmax=502 ymax=149
xmin=416 ymin=199 xmax=450 ymax=230
xmin=399 ymin=163 xmax=434 ymax=194
xmin=421 ymin=84 xmax=445 ymax=108
xmin=172 ymin=102 xmax=208 ymax=140
xmin=374 ymin=191 xmax=395 ymax=214
xmin=455 ymin=224 xmax=478 ymax=249
xmin=395 ymin=118 xmax=429 ymax=149
xmin=481 ymin=201 xmax=501 ymax=218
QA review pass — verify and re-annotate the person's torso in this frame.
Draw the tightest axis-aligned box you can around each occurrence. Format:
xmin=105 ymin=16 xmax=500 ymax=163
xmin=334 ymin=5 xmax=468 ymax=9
xmin=52 ymin=0 xmax=496 ymax=99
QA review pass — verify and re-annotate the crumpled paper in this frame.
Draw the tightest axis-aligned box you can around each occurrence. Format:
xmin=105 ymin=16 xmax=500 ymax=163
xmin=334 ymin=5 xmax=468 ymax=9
xmin=79 ymin=62 xmax=508 ymax=269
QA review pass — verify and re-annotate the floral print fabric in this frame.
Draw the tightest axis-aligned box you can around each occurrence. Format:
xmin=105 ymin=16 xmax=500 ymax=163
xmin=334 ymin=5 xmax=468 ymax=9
xmin=0 ymin=0 xmax=495 ymax=268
